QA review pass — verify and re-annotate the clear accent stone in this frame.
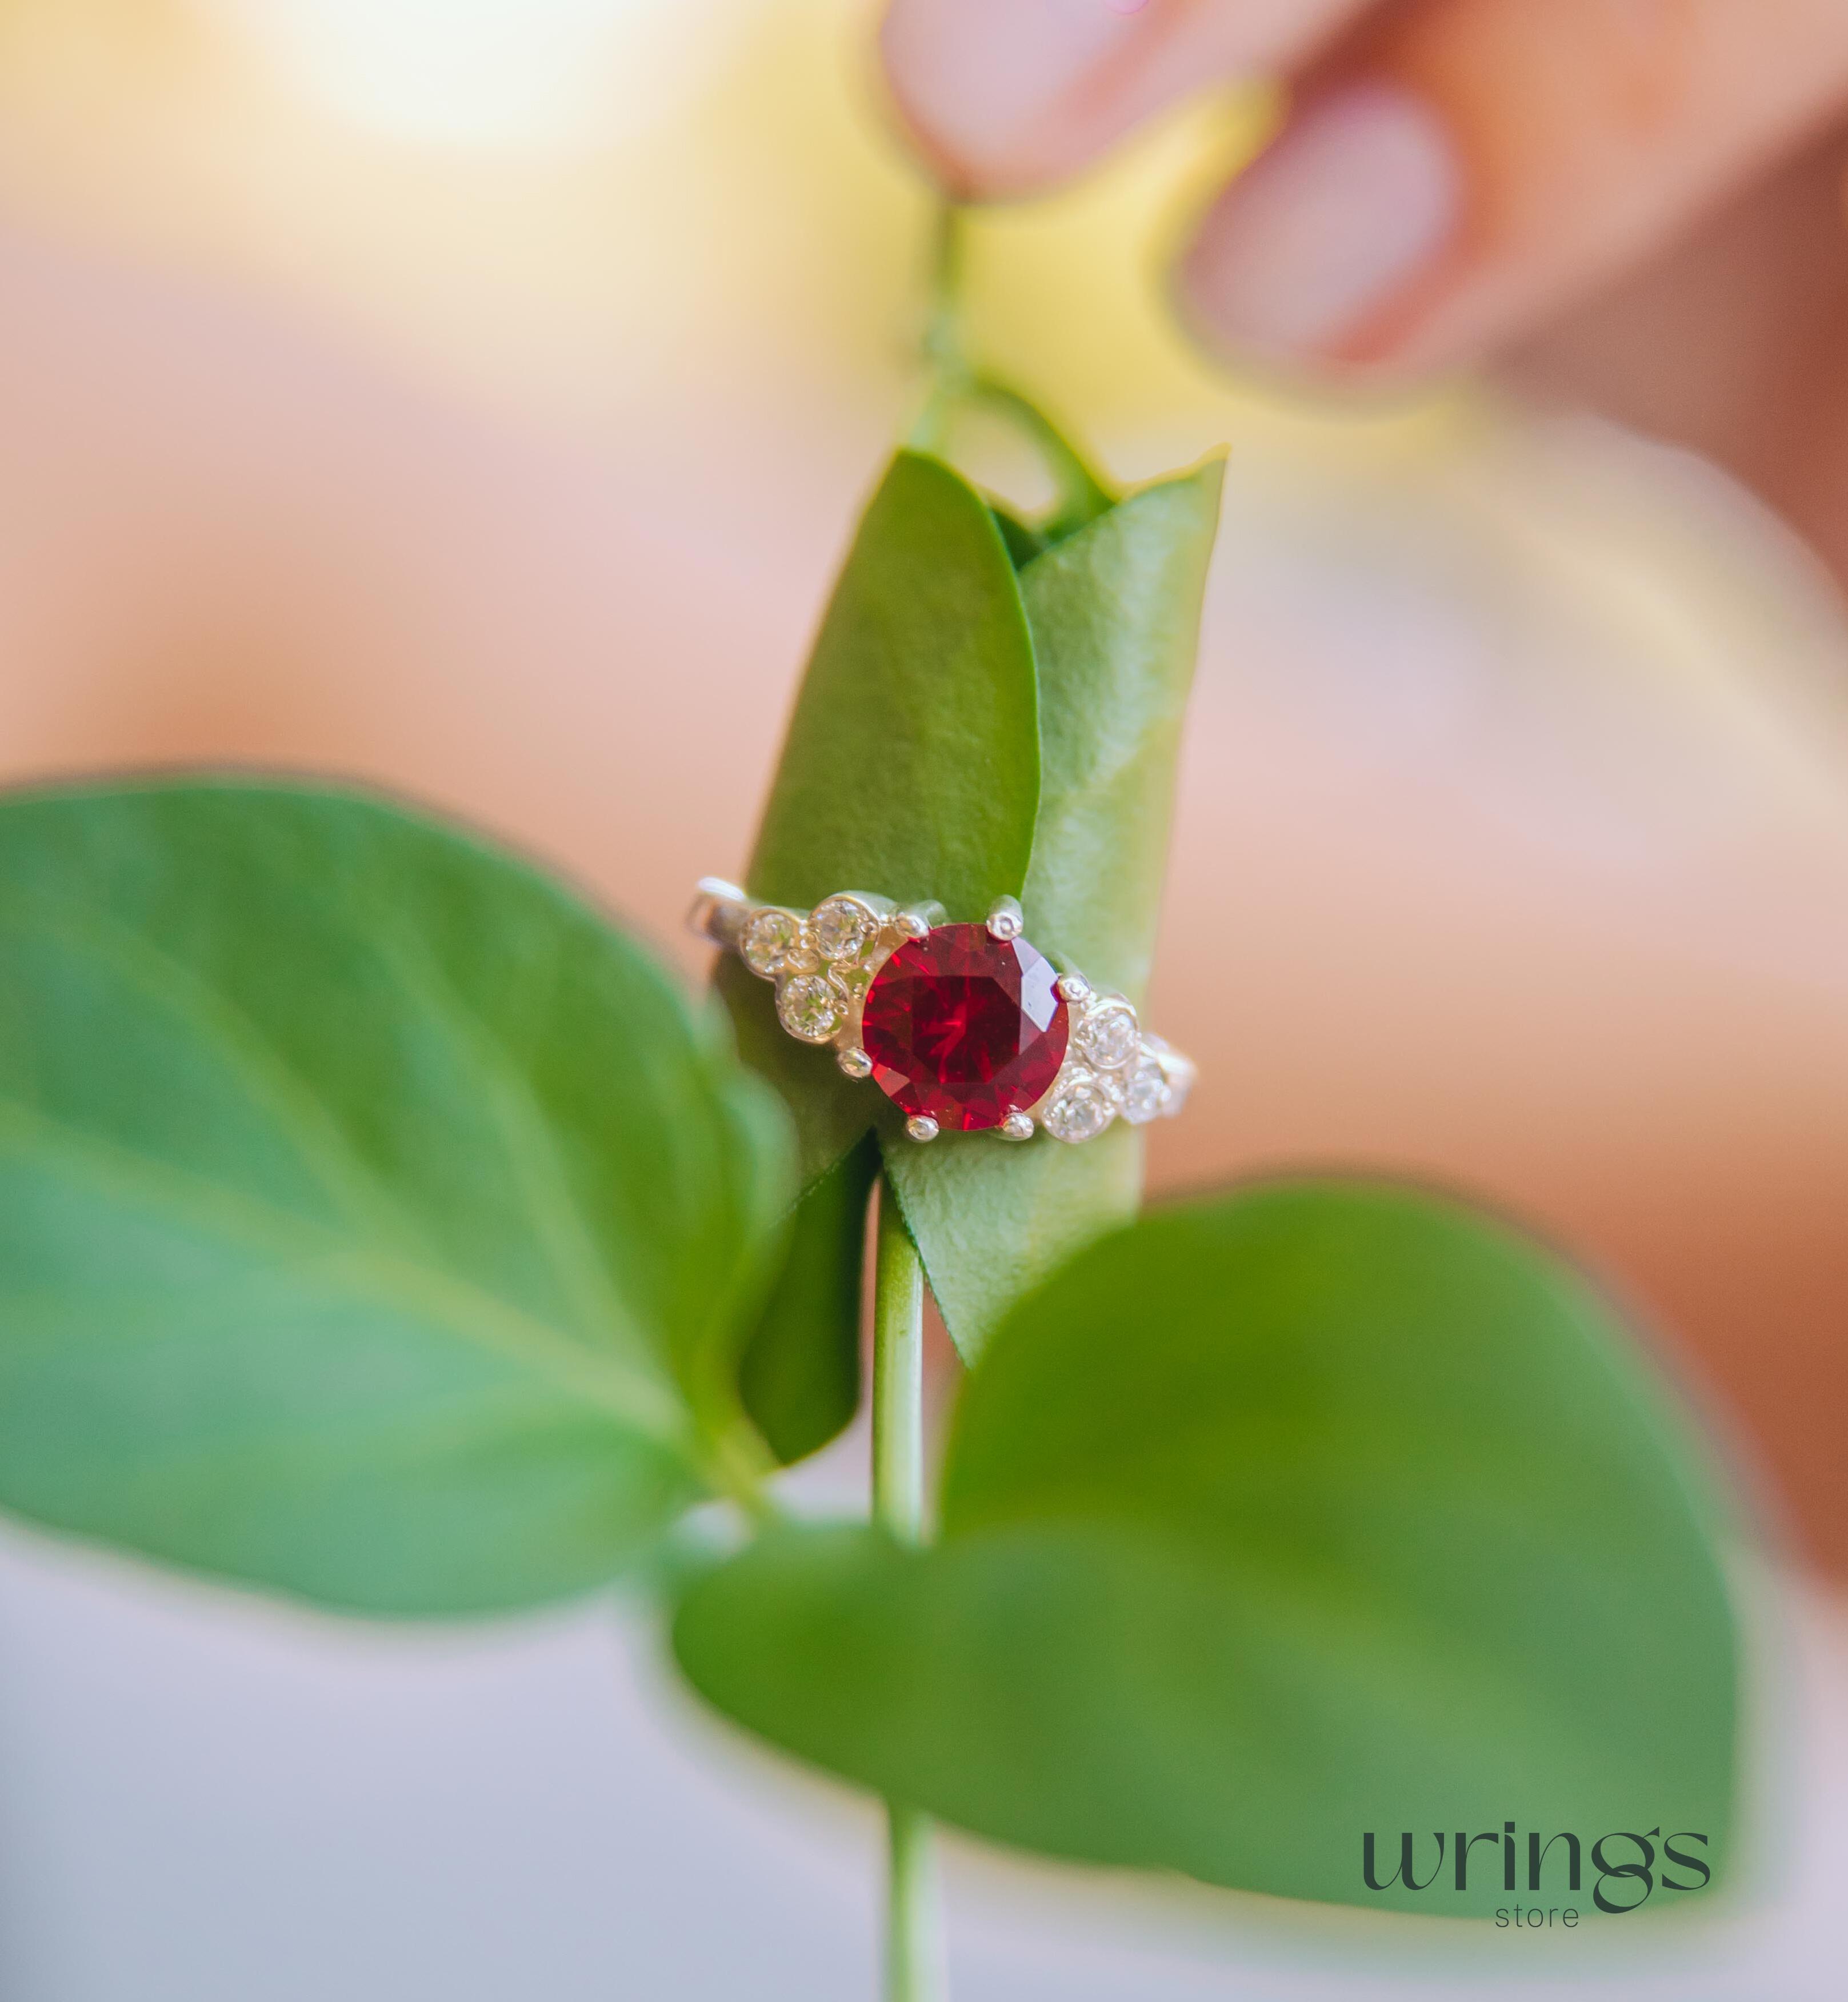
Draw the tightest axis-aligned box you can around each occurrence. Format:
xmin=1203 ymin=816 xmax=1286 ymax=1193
xmin=777 ymin=973 xmax=843 ymax=1043
xmin=741 ymin=907 xmax=803 ymax=978
xmin=1074 ymin=1000 xmax=1140 ymax=1070
xmin=1042 ymin=1074 xmax=1117 ymax=1144
xmin=811 ymin=895 xmax=881 ymax=965
xmin=1122 ymin=1053 xmax=1170 ymax=1125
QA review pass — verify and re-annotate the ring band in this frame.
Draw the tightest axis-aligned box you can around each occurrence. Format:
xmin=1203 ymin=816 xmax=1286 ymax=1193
xmin=689 ymin=878 xmax=1194 ymax=1145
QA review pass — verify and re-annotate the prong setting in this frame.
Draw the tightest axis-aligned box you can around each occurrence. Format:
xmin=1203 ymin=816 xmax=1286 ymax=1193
xmin=686 ymin=877 xmax=748 ymax=947
xmin=985 ymin=896 xmax=1024 ymax=941
xmin=701 ymin=876 xmax=1194 ymax=1145
xmin=896 ymin=900 xmax=946 ymax=940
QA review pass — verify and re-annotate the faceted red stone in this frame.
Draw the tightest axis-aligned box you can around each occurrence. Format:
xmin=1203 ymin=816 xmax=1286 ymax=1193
xmin=860 ymin=922 xmax=1069 ymax=1131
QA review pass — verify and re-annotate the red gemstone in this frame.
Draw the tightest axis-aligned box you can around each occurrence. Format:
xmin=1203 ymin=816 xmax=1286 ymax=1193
xmin=860 ymin=922 xmax=1069 ymax=1132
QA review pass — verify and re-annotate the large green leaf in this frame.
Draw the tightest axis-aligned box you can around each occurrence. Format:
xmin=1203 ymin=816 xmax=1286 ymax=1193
xmin=745 ymin=447 xmax=1039 ymax=930
xmin=718 ymin=441 xmax=1041 ymax=1294
xmin=0 ymin=780 xmax=791 ymax=1616
xmin=738 ymin=1131 xmax=878 ymax=1465
xmin=886 ymin=461 xmax=1222 ymax=1358
xmin=717 ymin=449 xmax=1041 ymax=1456
xmin=675 ymin=1181 xmax=1741 ymax=1915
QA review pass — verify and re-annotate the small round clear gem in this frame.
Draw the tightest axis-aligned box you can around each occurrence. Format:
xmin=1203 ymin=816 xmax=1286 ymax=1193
xmin=812 ymin=896 xmax=881 ymax=965
xmin=1042 ymin=1075 xmax=1116 ymax=1144
xmin=777 ymin=973 xmax=844 ymax=1043
xmin=1122 ymin=1053 xmax=1170 ymax=1125
xmin=741 ymin=908 xmax=803 ymax=977
xmin=1074 ymin=1000 xmax=1139 ymax=1070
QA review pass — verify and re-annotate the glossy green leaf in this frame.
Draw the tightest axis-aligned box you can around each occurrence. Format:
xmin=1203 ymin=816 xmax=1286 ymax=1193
xmin=0 ymin=779 xmax=791 ymax=1616
xmin=723 ymin=445 xmax=1039 ymax=1186
xmin=744 ymin=449 xmax=1039 ymax=925
xmin=1015 ymin=459 xmax=1222 ymax=1000
xmin=718 ymin=449 xmax=1042 ymax=1453
xmin=675 ymin=1181 xmax=1741 ymax=1915
xmin=886 ymin=461 xmax=1223 ymax=1358
xmin=988 ymin=504 xmax=1049 ymax=570
xmin=739 ymin=1132 xmax=877 ymax=1465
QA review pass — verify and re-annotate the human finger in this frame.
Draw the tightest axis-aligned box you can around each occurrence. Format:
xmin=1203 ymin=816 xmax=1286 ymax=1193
xmin=878 ymin=0 xmax=1374 ymax=199
xmin=1177 ymin=0 xmax=1848 ymax=376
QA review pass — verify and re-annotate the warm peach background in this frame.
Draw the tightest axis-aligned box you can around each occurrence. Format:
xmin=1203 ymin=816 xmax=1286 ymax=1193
xmin=0 ymin=0 xmax=1843 ymax=1580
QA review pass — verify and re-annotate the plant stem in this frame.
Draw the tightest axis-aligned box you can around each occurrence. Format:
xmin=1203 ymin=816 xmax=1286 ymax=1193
xmin=885 ymin=1797 xmax=941 ymax=2002
xmin=908 ymin=197 xmax=1115 ymax=532
xmin=872 ymin=1183 xmax=942 ymax=2002
xmin=909 ymin=201 xmax=967 ymax=458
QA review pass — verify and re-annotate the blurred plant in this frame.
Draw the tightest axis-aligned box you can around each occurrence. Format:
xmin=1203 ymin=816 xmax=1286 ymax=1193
xmin=0 ymin=197 xmax=1741 ymax=2002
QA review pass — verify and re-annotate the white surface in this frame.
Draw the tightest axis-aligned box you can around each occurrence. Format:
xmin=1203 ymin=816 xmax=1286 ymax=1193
xmin=0 ymin=1505 xmax=1842 ymax=2001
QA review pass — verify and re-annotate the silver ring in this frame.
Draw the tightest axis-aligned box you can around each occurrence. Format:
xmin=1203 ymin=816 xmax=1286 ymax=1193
xmin=689 ymin=878 xmax=1194 ymax=1145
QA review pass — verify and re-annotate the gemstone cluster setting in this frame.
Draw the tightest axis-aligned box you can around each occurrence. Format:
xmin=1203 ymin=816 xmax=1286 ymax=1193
xmin=689 ymin=877 xmax=1195 ymax=1145
xmin=861 ymin=923 xmax=1067 ymax=1132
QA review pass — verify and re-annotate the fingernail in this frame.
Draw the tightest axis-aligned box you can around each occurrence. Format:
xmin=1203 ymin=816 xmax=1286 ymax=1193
xmin=1179 ymin=84 xmax=1463 ymax=359
xmin=881 ymin=0 xmax=1151 ymax=188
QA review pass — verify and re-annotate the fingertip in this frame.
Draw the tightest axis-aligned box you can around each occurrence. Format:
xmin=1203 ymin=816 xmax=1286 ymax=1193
xmin=1175 ymin=82 xmax=1466 ymax=368
xmin=878 ymin=0 xmax=1157 ymax=200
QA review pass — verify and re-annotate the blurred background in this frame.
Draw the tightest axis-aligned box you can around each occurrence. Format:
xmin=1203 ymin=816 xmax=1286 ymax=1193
xmin=0 ymin=0 xmax=1843 ymax=1995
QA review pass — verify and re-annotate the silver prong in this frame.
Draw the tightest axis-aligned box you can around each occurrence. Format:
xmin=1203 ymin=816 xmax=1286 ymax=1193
xmin=999 ymin=1110 xmax=1034 ymax=1142
xmin=837 ymin=1046 xmax=873 ymax=1080
xmin=1157 ymin=1049 xmax=1198 ymax=1113
xmin=986 ymin=896 xmax=1024 ymax=941
xmin=687 ymin=877 xmax=749 ymax=945
xmin=896 ymin=900 xmax=945 ymax=939
xmin=905 ymin=1114 xmax=940 ymax=1143
xmin=1057 ymin=971 xmax=1092 ymax=1004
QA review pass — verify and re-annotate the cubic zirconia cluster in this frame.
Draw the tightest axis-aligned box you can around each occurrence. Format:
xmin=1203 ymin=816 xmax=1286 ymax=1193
xmin=689 ymin=877 xmax=1195 ymax=1145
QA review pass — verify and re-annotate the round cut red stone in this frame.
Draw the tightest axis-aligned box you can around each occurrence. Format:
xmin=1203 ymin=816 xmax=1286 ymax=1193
xmin=860 ymin=922 xmax=1069 ymax=1131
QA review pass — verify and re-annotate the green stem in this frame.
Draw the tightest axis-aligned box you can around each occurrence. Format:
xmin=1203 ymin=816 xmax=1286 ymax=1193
xmin=965 ymin=374 xmax=1115 ymax=533
xmin=907 ymin=198 xmax=1115 ymax=534
xmin=908 ymin=201 xmax=967 ymax=459
xmin=872 ymin=1184 xmax=942 ymax=2002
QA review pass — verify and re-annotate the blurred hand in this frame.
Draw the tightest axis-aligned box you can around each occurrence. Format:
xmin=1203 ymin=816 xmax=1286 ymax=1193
xmin=881 ymin=0 xmax=1848 ymax=579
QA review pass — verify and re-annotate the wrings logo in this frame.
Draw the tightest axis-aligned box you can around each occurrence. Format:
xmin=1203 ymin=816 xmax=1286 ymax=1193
xmin=1363 ymin=1822 xmax=1713 ymax=1923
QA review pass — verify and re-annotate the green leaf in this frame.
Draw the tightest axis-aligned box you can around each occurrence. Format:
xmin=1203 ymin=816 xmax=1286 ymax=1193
xmin=0 ymin=778 xmax=791 ymax=1616
xmin=739 ymin=1132 xmax=878 ymax=1465
xmin=886 ymin=460 xmax=1223 ymax=1358
xmin=718 ymin=449 xmax=1042 ymax=1449
xmin=674 ymin=1181 xmax=1740 ymax=1915
xmin=988 ymin=504 xmax=1049 ymax=572
xmin=1015 ymin=459 xmax=1222 ymax=1001
xmin=719 ymin=445 xmax=1042 ymax=1190
xmin=745 ymin=449 xmax=1039 ymax=924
